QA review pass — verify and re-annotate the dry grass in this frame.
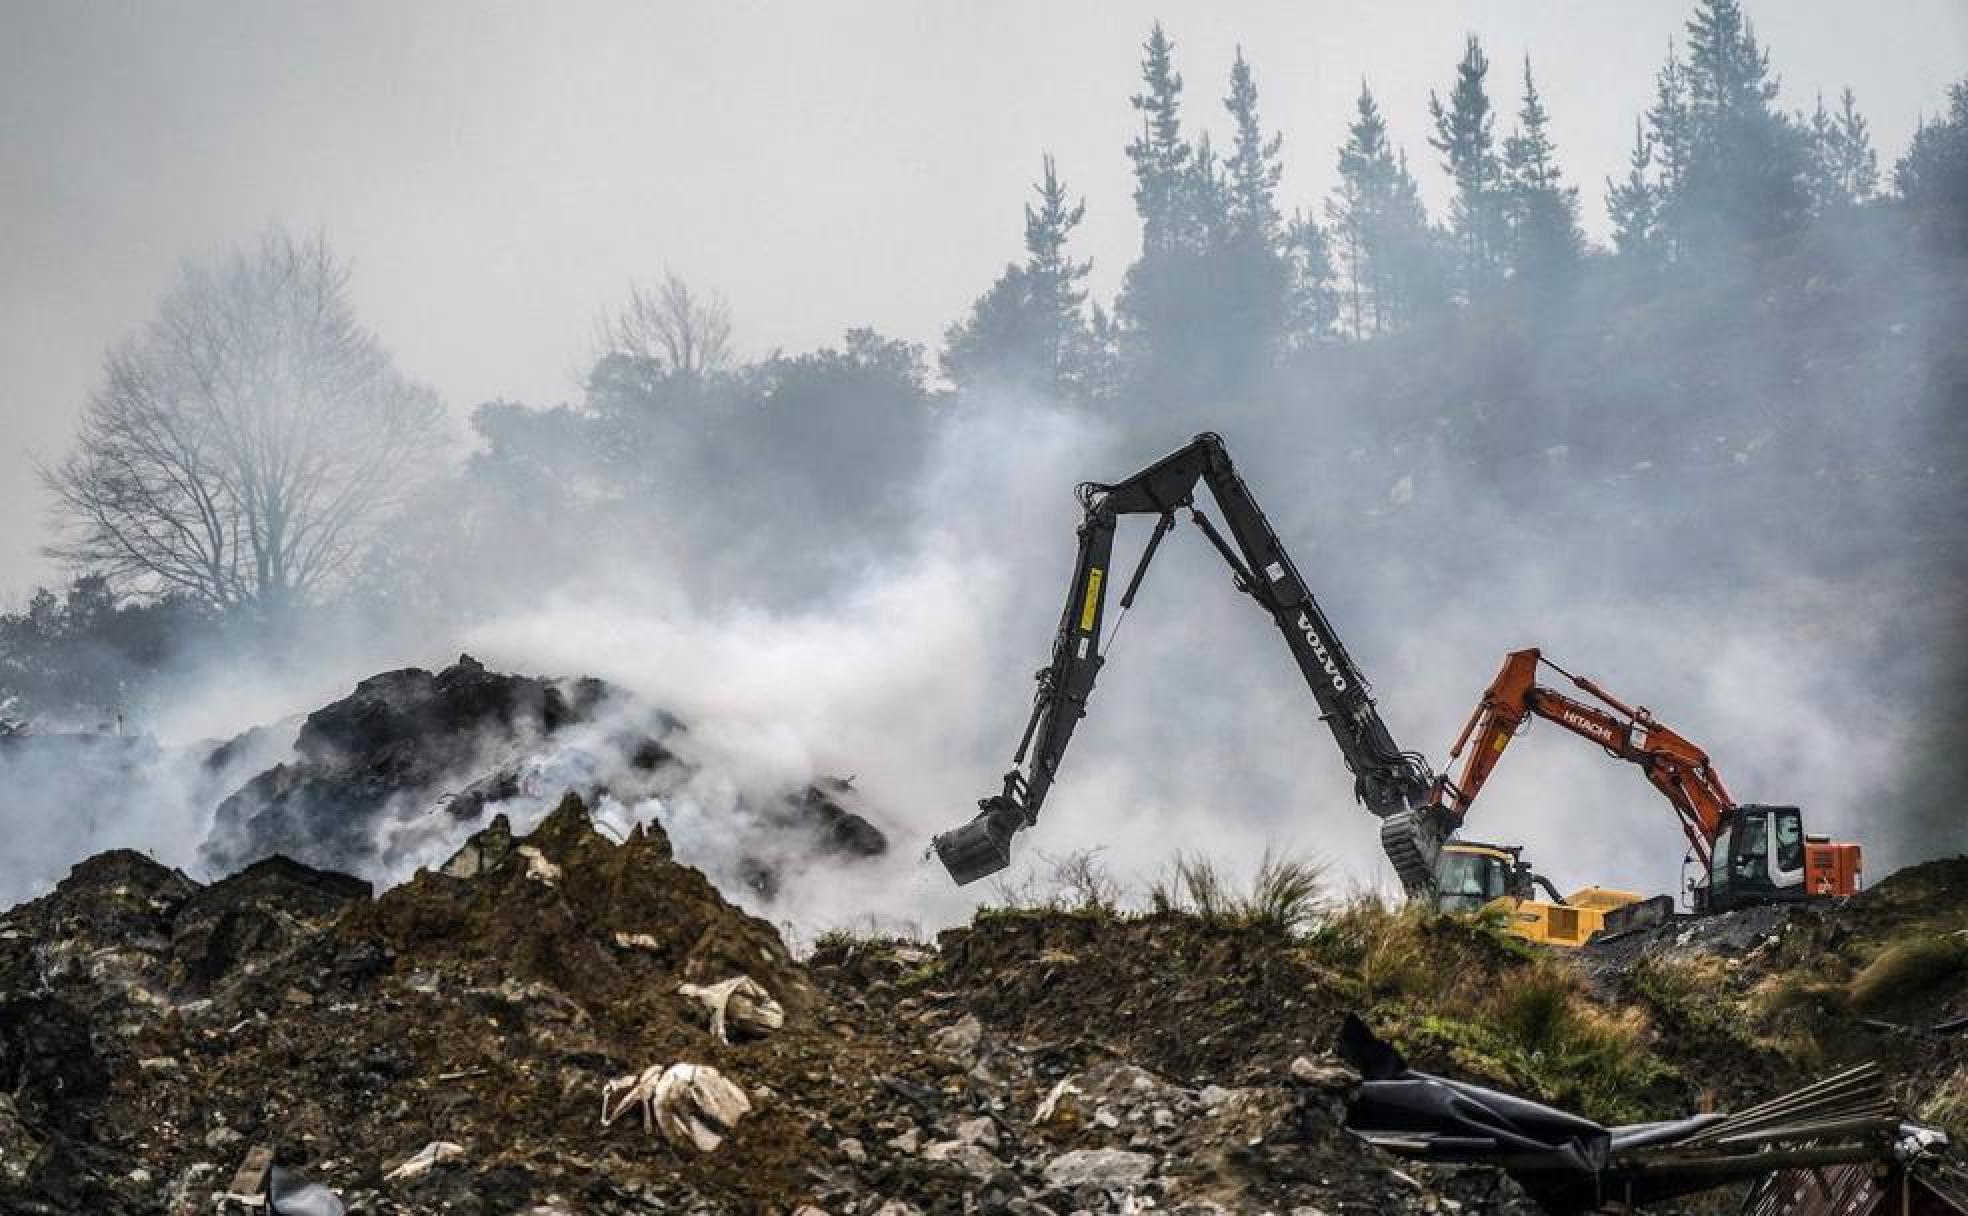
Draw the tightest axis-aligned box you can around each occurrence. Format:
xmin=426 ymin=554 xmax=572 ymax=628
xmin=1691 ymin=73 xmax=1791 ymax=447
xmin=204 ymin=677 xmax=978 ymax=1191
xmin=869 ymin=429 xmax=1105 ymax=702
xmin=1150 ymin=849 xmax=1329 ymax=933
xmin=1846 ymin=934 xmax=1968 ymax=1013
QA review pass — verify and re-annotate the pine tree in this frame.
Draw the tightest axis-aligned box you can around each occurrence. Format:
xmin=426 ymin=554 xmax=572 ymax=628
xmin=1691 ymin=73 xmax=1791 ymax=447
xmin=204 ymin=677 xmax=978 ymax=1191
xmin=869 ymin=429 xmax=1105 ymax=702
xmin=1805 ymin=86 xmax=1880 ymax=207
xmin=1383 ymin=150 xmax=1446 ymax=330
xmin=1643 ymin=45 xmax=1694 ymax=258
xmin=1224 ymin=48 xmax=1284 ymax=244
xmin=942 ymin=155 xmax=1094 ymax=397
xmin=1215 ymin=50 xmax=1297 ymax=364
xmin=1127 ymin=23 xmax=1194 ymax=254
xmin=1501 ymin=57 xmax=1583 ymax=295
xmin=1284 ymin=211 xmax=1339 ymax=344
xmin=1327 ymin=83 xmax=1395 ymax=338
xmin=1895 ymin=79 xmax=1968 ymax=215
xmin=1328 ymin=85 xmax=1442 ymax=338
xmin=1427 ymin=35 xmax=1504 ymax=303
xmin=1678 ymin=0 xmax=1809 ymax=244
xmin=1024 ymin=154 xmax=1091 ymax=330
xmin=1607 ymin=119 xmax=1662 ymax=264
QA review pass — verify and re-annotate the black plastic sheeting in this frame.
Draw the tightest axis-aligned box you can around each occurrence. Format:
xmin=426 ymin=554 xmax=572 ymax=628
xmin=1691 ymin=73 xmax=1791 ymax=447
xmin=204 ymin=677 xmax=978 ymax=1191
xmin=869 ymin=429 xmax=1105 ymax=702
xmin=1337 ymin=1014 xmax=1612 ymax=1200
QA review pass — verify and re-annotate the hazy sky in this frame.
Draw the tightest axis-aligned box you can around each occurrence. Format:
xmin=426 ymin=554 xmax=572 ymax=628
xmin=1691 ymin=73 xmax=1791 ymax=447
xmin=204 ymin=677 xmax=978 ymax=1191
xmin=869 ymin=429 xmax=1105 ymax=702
xmin=2 ymin=1 xmax=1963 ymax=601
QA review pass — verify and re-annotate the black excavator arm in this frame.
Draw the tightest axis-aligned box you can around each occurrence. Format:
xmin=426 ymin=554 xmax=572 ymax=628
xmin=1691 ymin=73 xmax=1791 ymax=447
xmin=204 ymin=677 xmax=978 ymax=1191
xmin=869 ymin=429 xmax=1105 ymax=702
xmin=933 ymin=433 xmax=1447 ymax=890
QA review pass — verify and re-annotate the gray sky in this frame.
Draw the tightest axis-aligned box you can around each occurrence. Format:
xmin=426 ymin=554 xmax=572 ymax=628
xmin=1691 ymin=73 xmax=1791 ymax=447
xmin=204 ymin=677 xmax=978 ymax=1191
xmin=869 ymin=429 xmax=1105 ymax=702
xmin=2 ymin=1 xmax=1963 ymax=601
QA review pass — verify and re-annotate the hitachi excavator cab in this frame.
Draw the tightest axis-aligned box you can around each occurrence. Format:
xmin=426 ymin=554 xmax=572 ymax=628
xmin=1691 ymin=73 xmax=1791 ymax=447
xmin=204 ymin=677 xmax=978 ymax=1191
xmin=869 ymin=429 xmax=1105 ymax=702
xmin=1704 ymin=804 xmax=1861 ymax=911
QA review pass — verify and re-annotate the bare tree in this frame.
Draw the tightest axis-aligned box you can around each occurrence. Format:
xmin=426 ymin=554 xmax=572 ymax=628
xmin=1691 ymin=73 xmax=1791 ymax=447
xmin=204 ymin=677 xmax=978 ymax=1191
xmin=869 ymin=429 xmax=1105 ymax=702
xmin=597 ymin=271 xmax=735 ymax=377
xmin=43 ymin=230 xmax=445 ymax=618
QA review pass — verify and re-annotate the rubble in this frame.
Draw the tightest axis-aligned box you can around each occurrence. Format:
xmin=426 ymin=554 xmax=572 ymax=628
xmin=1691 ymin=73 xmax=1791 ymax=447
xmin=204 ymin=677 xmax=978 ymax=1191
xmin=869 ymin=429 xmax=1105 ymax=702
xmin=0 ymin=771 xmax=1960 ymax=1213
xmin=383 ymin=1140 xmax=463 ymax=1181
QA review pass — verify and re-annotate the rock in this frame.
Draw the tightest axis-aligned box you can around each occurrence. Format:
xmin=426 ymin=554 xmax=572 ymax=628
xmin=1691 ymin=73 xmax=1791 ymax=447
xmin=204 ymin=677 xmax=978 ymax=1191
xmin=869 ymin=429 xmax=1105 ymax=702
xmin=922 ymin=1138 xmax=999 ymax=1178
xmin=887 ymin=1128 xmax=921 ymax=1154
xmin=953 ymin=1114 xmax=1001 ymax=1149
xmin=1037 ymin=1061 xmax=1180 ymax=1127
xmin=870 ymin=1203 xmax=923 ymax=1216
xmin=384 ymin=1140 xmax=464 ymax=1182
xmin=205 ymin=1125 xmax=245 ymax=1150
xmin=930 ymin=1013 xmax=985 ymax=1056
xmin=1197 ymin=1084 xmax=1233 ymax=1109
xmin=838 ymin=1136 xmax=867 ymax=1163
xmin=1041 ymin=1147 xmax=1156 ymax=1189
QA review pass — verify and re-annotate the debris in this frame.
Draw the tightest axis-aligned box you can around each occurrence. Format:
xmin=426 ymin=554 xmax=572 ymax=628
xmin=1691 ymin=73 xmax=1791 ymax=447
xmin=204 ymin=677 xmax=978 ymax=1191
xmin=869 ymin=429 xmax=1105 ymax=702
xmin=952 ymin=1114 xmax=1000 ymax=1149
xmin=517 ymin=844 xmax=561 ymax=886
xmin=213 ymin=1143 xmax=275 ymax=1208
xmin=678 ymin=975 xmax=786 ymax=1043
xmin=921 ymin=1137 xmax=999 ymax=1178
xmin=604 ymin=1063 xmax=753 ymax=1152
xmin=384 ymin=1140 xmax=464 ymax=1182
xmin=1042 ymin=1147 xmax=1157 ymax=1189
xmin=1289 ymin=1055 xmax=1360 ymax=1091
xmin=267 ymin=1164 xmax=345 ymax=1216
xmin=928 ymin=1012 xmax=984 ymax=1056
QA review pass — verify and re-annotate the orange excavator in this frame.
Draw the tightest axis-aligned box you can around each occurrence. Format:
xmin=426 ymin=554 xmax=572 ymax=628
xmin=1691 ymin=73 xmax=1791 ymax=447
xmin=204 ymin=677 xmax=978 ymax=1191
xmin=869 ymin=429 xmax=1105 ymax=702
xmin=1425 ymin=648 xmax=1862 ymax=919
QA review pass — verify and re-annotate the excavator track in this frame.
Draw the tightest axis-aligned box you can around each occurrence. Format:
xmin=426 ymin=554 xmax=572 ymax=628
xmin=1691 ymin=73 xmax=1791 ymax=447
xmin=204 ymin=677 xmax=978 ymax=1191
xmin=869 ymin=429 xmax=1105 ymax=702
xmin=1379 ymin=808 xmax=1445 ymax=898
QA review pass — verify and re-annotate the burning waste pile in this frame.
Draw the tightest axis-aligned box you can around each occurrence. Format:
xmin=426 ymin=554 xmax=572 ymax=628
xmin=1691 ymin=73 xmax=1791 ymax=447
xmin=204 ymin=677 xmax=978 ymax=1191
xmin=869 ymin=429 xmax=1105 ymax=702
xmin=198 ymin=655 xmax=888 ymax=905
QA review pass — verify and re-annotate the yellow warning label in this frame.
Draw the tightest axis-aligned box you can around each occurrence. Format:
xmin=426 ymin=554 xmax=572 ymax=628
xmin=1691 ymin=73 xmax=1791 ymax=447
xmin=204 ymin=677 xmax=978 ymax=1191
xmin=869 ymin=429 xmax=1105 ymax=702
xmin=1492 ymin=730 xmax=1511 ymax=753
xmin=1079 ymin=568 xmax=1104 ymax=633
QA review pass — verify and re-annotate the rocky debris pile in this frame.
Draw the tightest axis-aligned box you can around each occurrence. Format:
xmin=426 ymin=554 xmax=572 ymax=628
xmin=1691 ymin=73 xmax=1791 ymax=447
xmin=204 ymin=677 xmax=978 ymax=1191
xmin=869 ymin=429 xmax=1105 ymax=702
xmin=0 ymin=793 xmax=1551 ymax=1216
xmin=1 ymin=805 xmax=1960 ymax=1214
xmin=199 ymin=654 xmax=888 ymax=904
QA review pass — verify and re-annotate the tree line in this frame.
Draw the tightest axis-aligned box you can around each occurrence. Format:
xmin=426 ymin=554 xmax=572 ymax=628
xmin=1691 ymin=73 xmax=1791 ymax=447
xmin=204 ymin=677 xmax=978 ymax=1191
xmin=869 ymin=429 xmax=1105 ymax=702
xmin=5 ymin=0 xmax=1966 ymax=725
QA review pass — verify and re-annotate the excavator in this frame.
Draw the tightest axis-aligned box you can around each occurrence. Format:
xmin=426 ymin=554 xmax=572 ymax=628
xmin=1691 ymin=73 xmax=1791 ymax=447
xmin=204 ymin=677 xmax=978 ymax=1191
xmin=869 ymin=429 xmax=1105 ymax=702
xmin=931 ymin=433 xmax=1859 ymax=946
xmin=931 ymin=433 xmax=1448 ymax=892
xmin=1424 ymin=648 xmax=1862 ymax=923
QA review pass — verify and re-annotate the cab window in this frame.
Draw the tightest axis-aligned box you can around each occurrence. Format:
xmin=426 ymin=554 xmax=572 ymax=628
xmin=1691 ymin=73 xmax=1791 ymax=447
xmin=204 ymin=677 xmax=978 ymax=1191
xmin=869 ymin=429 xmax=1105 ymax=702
xmin=1775 ymin=809 xmax=1804 ymax=872
xmin=1437 ymin=852 xmax=1507 ymax=913
xmin=1733 ymin=809 xmax=1768 ymax=881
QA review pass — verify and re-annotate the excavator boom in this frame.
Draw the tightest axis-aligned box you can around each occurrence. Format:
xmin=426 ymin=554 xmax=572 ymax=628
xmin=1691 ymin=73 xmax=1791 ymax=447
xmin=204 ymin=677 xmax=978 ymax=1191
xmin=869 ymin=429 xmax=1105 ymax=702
xmin=933 ymin=433 xmax=1440 ymax=887
xmin=1428 ymin=648 xmax=1860 ymax=910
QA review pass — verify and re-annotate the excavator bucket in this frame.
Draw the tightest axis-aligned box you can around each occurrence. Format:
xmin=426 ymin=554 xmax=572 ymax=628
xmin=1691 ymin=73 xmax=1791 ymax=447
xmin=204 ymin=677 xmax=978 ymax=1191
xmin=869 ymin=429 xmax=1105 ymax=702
xmin=933 ymin=802 xmax=1022 ymax=885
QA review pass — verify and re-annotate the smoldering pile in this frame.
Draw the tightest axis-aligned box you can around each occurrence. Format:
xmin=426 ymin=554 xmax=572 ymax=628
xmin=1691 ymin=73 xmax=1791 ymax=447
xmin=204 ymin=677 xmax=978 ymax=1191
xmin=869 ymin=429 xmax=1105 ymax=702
xmin=198 ymin=654 xmax=888 ymax=905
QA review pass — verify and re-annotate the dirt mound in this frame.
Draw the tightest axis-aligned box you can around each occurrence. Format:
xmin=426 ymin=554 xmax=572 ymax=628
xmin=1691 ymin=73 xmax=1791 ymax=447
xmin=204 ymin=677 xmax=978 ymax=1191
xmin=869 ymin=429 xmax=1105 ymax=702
xmin=3 ymin=818 xmax=1960 ymax=1214
xmin=929 ymin=910 xmax=1347 ymax=1086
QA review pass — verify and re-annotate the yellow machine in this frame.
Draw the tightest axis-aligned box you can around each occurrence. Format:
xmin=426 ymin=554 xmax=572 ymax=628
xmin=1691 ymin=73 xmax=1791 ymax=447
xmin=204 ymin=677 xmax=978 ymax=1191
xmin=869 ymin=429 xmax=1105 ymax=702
xmin=1434 ymin=840 xmax=1668 ymax=948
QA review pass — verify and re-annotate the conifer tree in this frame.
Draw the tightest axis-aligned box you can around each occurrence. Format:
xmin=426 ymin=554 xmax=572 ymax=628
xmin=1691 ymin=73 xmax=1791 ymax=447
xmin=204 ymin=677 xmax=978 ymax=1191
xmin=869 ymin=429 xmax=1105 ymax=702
xmin=1328 ymin=84 xmax=1441 ymax=338
xmin=1895 ymin=79 xmax=1968 ymax=215
xmin=1224 ymin=48 xmax=1284 ymax=244
xmin=942 ymin=155 xmax=1094 ymax=398
xmin=1127 ymin=23 xmax=1194 ymax=254
xmin=1804 ymin=87 xmax=1879 ymax=210
xmin=1428 ymin=35 xmax=1504 ymax=302
xmin=1607 ymin=120 xmax=1662 ymax=265
xmin=1678 ymin=0 xmax=1809 ymax=244
xmin=1501 ymin=58 xmax=1583 ymax=294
